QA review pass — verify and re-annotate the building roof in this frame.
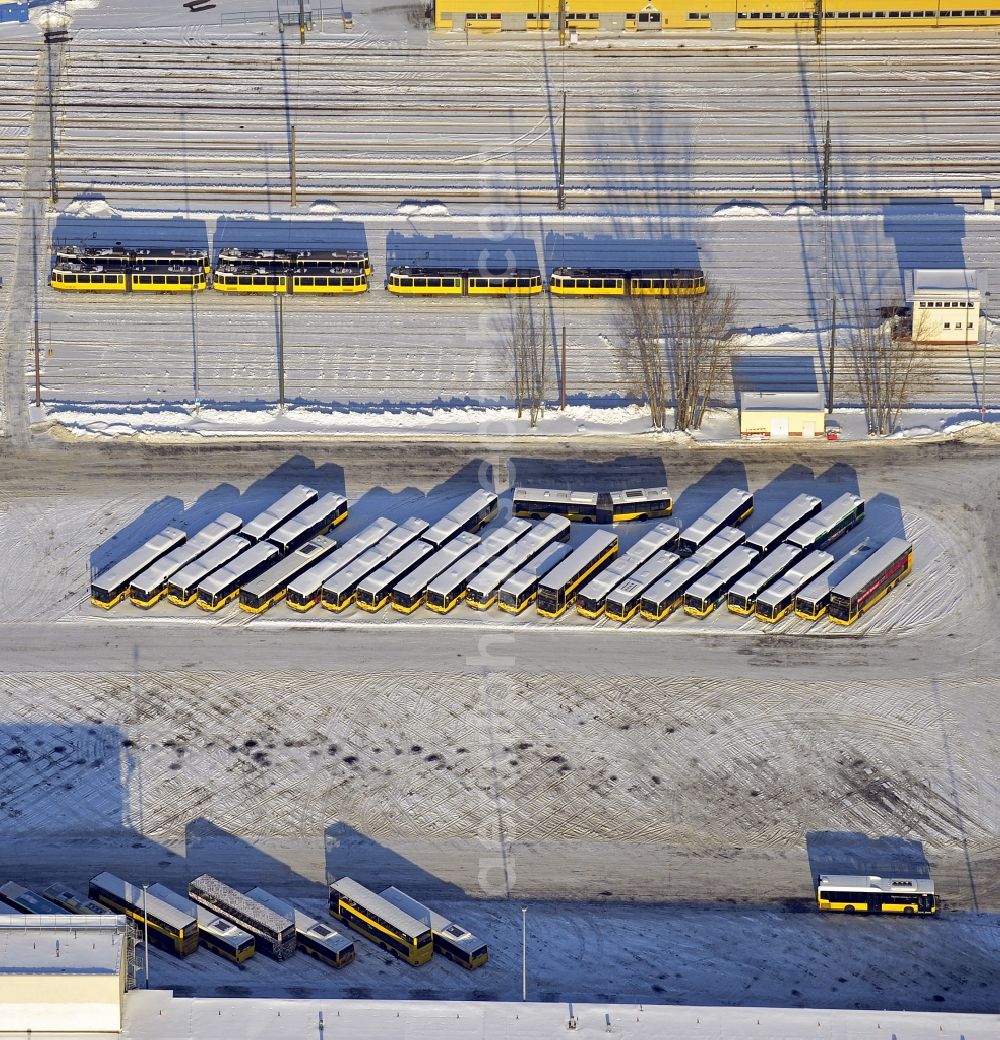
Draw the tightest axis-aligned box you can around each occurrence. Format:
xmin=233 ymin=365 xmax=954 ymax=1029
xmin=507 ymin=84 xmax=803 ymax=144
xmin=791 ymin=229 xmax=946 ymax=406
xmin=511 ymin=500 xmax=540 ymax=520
xmin=0 ymin=914 xmax=126 ymax=975
xmin=910 ymin=268 xmax=983 ymax=296
xmin=740 ymin=390 xmax=825 ymax=412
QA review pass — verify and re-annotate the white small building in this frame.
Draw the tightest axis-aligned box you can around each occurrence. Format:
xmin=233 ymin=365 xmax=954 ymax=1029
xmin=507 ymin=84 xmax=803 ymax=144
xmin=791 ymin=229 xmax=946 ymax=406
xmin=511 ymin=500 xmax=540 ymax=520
xmin=908 ymin=269 xmax=985 ymax=346
xmin=0 ymin=913 xmax=131 ymax=1032
xmin=739 ymin=390 xmax=826 ymax=439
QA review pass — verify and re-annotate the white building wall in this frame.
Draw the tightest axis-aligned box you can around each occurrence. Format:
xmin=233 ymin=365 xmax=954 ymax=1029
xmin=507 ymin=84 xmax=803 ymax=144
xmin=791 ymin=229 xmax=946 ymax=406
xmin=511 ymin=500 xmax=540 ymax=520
xmin=0 ymin=973 xmax=123 ymax=1032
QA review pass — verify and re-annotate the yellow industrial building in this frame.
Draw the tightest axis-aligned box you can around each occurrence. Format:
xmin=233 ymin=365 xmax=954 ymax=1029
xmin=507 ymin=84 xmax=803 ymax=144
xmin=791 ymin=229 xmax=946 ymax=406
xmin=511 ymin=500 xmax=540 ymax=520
xmin=739 ymin=390 xmax=826 ymax=438
xmin=436 ymin=0 xmax=1000 ymax=32
xmin=908 ymin=268 xmax=984 ymax=347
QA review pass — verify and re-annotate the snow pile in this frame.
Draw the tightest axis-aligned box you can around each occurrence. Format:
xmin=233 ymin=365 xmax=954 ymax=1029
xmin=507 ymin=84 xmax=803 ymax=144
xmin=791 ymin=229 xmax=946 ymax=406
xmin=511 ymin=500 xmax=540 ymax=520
xmin=64 ymin=197 xmax=118 ymax=219
xmin=308 ymin=201 xmax=341 ymax=215
xmin=396 ymin=202 xmax=451 ymax=217
xmin=784 ymin=202 xmax=817 ymax=216
xmin=712 ymin=202 xmax=771 ymax=217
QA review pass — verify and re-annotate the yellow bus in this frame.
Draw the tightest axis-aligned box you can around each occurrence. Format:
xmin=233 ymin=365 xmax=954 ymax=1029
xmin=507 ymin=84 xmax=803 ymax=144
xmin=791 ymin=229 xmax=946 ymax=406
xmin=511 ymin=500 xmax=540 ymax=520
xmin=329 ymin=877 xmax=433 ymax=966
xmin=536 ymin=530 xmax=618 ymax=618
xmin=817 ymin=875 xmax=935 ymax=915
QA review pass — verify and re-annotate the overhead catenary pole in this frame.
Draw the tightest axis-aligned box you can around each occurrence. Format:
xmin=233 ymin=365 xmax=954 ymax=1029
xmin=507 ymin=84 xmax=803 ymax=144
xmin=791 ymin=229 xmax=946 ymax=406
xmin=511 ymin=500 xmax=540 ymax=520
xmin=46 ymin=40 xmax=58 ymax=204
xmin=827 ymin=296 xmax=836 ymax=414
xmin=33 ymin=317 xmax=41 ymax=407
xmin=521 ymin=906 xmax=528 ymax=1001
xmin=142 ymin=884 xmax=150 ymax=989
xmin=557 ymin=91 xmax=567 ymax=211
xmin=560 ymin=326 xmax=567 ymax=409
xmin=299 ymin=0 xmax=307 ymax=42
xmin=290 ymin=124 xmax=297 ymax=207
xmin=276 ymin=292 xmax=286 ymax=409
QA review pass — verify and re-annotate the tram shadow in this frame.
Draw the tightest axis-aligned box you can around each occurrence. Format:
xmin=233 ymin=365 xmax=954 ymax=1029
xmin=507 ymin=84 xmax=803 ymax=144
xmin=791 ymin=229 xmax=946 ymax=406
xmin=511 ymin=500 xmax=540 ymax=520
xmin=88 ymin=454 xmax=346 ymax=585
xmin=52 ymin=204 xmax=210 ymax=255
xmin=212 ymin=216 xmax=368 ymax=261
xmin=543 ymin=232 xmax=701 ymax=272
xmin=385 ymin=232 xmax=541 ymax=274
xmin=806 ymin=830 xmax=932 ymax=884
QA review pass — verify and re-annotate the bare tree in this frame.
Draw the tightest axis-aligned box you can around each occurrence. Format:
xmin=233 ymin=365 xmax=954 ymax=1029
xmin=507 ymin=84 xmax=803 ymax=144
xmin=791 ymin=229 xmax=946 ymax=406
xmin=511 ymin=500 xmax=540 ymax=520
xmin=845 ymin=301 xmax=933 ymax=435
xmin=615 ymin=288 xmax=743 ymax=432
xmin=503 ymin=298 xmax=549 ymax=427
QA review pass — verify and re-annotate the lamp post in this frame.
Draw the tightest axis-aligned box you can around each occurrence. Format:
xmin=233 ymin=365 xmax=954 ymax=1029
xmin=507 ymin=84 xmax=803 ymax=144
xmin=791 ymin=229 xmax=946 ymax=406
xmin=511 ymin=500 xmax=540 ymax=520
xmin=520 ymin=905 xmax=528 ymax=1002
xmin=141 ymin=883 xmax=150 ymax=989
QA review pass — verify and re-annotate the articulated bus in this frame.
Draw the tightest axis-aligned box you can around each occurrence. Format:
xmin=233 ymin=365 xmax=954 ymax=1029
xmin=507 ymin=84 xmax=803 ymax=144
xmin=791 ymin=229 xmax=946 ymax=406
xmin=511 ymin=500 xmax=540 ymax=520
xmin=89 ymin=871 xmax=199 ymax=957
xmin=328 ymin=877 xmax=433 ymax=966
xmin=196 ymin=541 xmax=279 ymax=612
xmin=605 ymin=487 xmax=673 ymax=522
xmin=380 ymin=886 xmax=488 ymax=970
xmin=425 ymin=519 xmax=532 ymax=613
xmin=576 ymin=522 xmax=679 ymax=618
xmin=321 ymin=518 xmax=429 ymax=611
xmin=238 ymin=536 xmax=338 ymax=614
xmin=286 ymin=517 xmax=396 ymax=611
xmin=754 ymin=549 xmax=834 ymax=623
xmin=241 ymin=485 xmax=319 ymax=543
xmin=727 ymin=542 xmax=803 ymax=616
xmin=677 ymin=489 xmax=754 ymax=556
xmin=549 ymin=267 xmax=705 ymax=297
xmin=828 ymin=538 xmax=912 ymax=626
xmin=640 ymin=527 xmax=745 ymax=621
xmin=684 ymin=546 xmax=761 ymax=618
xmin=817 ymin=875 xmax=935 ymax=915
xmin=150 ymin=883 xmax=256 ymax=964
xmin=512 ymin=487 xmax=601 ymax=523
xmin=166 ymin=534 xmax=250 ymax=606
xmin=248 ymin=886 xmax=355 ymax=969
xmin=266 ymin=492 xmax=348 ymax=554
xmin=512 ymin=487 xmax=672 ymax=524
xmin=188 ymin=874 xmax=296 ymax=961
xmin=496 ymin=542 xmax=573 ymax=614
xmin=391 ymin=532 xmax=480 ymax=613
xmin=605 ymin=550 xmax=680 ymax=622
xmin=42 ymin=884 xmax=111 ymax=916
xmin=387 ymin=266 xmax=543 ymax=296
xmin=465 ymin=514 xmax=571 ymax=610
xmin=422 ymin=490 xmax=499 ymax=549
xmin=794 ymin=542 xmax=875 ymax=621
xmin=0 ymin=881 xmax=69 ymax=915
xmin=356 ymin=540 xmax=434 ymax=611
xmin=129 ymin=513 xmax=243 ymax=608
xmin=91 ymin=526 xmax=186 ymax=608
xmin=537 ymin=530 xmax=618 ymax=618
xmin=744 ymin=494 xmax=822 ymax=556
xmin=787 ymin=493 xmax=865 ymax=552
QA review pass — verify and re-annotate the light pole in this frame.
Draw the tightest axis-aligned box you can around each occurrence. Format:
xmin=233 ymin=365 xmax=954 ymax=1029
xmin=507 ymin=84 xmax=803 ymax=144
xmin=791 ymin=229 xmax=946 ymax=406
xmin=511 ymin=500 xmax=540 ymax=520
xmin=141 ymin=883 xmax=150 ymax=989
xmin=520 ymin=905 xmax=527 ymax=1002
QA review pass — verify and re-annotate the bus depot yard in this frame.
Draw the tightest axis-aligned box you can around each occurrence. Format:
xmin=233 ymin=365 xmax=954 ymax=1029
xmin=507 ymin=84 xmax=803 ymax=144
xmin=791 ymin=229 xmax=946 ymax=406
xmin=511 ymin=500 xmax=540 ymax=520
xmin=87 ymin=477 xmax=937 ymax=634
xmin=0 ymin=439 xmax=997 ymax=1008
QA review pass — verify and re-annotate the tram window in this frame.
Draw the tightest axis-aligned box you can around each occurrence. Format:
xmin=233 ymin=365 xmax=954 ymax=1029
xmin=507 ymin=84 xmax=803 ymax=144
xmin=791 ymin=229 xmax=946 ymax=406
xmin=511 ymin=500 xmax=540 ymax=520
xmin=64 ymin=273 xmax=77 ymax=283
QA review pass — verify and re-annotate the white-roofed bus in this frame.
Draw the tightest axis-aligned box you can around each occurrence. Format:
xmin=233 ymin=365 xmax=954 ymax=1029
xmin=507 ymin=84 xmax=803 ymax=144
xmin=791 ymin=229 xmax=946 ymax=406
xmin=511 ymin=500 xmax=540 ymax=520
xmin=817 ymin=874 xmax=935 ymax=915
xmin=328 ymin=877 xmax=433 ymax=966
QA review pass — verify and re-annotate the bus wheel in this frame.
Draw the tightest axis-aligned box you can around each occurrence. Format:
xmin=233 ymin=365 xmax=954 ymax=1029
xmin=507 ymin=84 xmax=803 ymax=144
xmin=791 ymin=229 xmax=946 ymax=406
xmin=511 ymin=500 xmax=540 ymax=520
xmin=844 ymin=905 xmax=856 ymax=913
xmin=903 ymin=906 xmax=915 ymax=915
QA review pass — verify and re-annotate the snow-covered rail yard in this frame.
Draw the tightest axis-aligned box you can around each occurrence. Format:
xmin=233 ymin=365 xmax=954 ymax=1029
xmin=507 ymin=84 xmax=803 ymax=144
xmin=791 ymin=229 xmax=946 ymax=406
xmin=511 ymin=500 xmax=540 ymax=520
xmin=0 ymin=0 xmax=999 ymax=1026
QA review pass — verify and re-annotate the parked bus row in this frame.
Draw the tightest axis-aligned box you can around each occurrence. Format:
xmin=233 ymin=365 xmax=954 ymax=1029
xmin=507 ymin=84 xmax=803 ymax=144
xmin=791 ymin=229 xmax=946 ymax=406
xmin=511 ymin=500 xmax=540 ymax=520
xmin=50 ymin=243 xmax=706 ymax=299
xmin=0 ymin=874 xmax=934 ymax=930
xmin=91 ymin=484 xmax=910 ymax=627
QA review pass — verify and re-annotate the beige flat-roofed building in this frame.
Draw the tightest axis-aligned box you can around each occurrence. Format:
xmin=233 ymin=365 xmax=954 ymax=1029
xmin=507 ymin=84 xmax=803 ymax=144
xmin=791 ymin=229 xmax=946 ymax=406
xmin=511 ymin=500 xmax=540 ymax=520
xmin=908 ymin=269 xmax=984 ymax=346
xmin=0 ymin=914 xmax=129 ymax=1033
xmin=739 ymin=390 xmax=825 ymax=438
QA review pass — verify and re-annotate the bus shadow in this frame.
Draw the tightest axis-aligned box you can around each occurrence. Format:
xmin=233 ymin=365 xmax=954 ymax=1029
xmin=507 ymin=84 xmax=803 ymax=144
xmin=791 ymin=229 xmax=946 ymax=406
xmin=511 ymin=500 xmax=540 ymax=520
xmin=865 ymin=491 xmax=908 ymax=542
xmin=88 ymin=454 xmax=346 ymax=585
xmin=806 ymin=830 xmax=932 ymax=883
xmin=506 ymin=454 xmax=667 ymax=494
xmin=670 ymin=459 xmax=749 ymax=529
